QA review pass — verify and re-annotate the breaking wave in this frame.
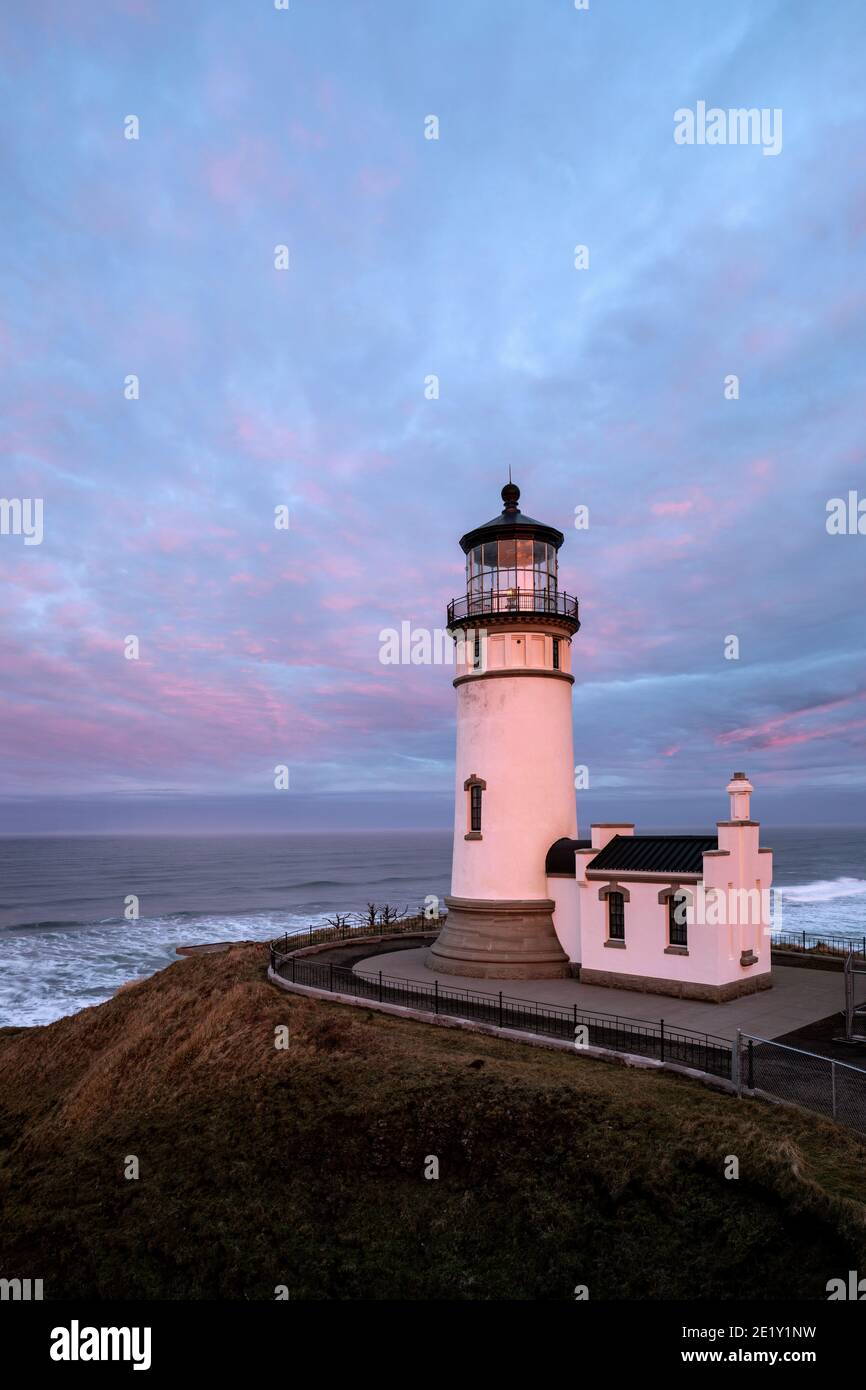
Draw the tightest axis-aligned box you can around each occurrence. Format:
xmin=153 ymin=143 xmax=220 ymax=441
xmin=777 ymin=878 xmax=866 ymax=904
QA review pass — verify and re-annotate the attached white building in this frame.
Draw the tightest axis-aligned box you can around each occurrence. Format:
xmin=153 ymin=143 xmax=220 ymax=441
xmin=546 ymin=774 xmax=773 ymax=1002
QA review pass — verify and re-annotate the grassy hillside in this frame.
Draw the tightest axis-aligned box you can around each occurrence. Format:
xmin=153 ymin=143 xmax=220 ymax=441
xmin=0 ymin=942 xmax=864 ymax=1301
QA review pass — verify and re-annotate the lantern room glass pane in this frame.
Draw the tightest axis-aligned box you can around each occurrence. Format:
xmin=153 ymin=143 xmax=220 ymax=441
xmin=515 ymin=537 xmax=534 ymax=600
xmin=467 ymin=545 xmax=483 ymax=601
xmin=515 ymin=538 xmax=533 ymax=567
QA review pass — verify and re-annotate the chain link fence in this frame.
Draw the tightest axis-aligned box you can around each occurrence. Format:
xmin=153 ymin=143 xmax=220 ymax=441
xmin=737 ymin=1033 xmax=866 ymax=1135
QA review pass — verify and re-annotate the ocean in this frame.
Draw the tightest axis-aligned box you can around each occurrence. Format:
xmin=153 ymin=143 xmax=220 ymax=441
xmin=0 ymin=828 xmax=864 ymax=1027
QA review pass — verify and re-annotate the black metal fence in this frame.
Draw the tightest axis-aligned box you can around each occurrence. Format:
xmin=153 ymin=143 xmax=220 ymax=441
xmin=267 ymin=925 xmax=866 ymax=1130
xmin=270 ymin=949 xmax=734 ymax=1079
xmin=271 ymin=912 xmax=437 ymax=956
xmin=771 ymin=929 xmax=866 ymax=960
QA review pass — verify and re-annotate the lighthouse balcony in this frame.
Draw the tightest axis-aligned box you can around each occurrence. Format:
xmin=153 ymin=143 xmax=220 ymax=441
xmin=447 ymin=587 xmax=580 ymax=630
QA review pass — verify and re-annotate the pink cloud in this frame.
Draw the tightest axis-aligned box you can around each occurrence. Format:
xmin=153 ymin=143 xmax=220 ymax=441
xmin=760 ymin=717 xmax=866 ymax=751
xmin=289 ymin=121 xmax=327 ymax=152
xmin=356 ymin=168 xmax=401 ymax=198
xmin=231 ymin=413 xmax=298 ymax=462
xmin=203 ymin=137 xmax=283 ymax=205
xmin=717 ymin=691 xmax=866 ymax=750
xmin=651 ymin=499 xmax=694 ymax=517
xmin=321 ymin=593 xmax=366 ymax=613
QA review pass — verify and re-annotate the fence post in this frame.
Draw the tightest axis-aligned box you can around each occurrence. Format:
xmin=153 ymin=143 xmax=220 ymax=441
xmin=498 ymin=991 xmax=503 ymax=1029
xmin=378 ymin=970 xmax=383 ymax=1003
xmin=291 ymin=955 xmax=296 ymax=984
xmin=802 ymin=929 xmax=805 ymax=952
xmin=329 ymin=962 xmax=334 ymax=993
xmin=660 ymin=1019 xmax=665 ymax=1063
xmin=733 ymin=1030 xmax=742 ymax=1095
xmin=434 ymin=979 xmax=439 ymax=1015
xmin=831 ymin=1059 xmax=837 ymax=1120
xmin=284 ymin=932 xmax=288 ymax=954
xmin=747 ymin=1039 xmax=754 ymax=1089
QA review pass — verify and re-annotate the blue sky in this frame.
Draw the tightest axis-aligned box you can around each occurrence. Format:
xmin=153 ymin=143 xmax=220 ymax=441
xmin=0 ymin=0 xmax=864 ymax=831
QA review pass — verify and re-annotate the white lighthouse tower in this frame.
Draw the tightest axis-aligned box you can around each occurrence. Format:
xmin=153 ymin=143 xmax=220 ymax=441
xmin=428 ymin=482 xmax=580 ymax=979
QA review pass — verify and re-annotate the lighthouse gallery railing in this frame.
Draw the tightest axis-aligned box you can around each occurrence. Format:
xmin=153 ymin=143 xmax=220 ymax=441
xmin=447 ymin=588 xmax=580 ymax=625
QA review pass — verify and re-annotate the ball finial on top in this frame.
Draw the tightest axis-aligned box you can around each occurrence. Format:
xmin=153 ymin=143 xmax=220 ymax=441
xmin=501 ymin=480 xmax=520 ymax=512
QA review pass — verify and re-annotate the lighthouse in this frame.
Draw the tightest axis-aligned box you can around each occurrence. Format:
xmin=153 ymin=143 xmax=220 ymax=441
xmin=428 ymin=482 xmax=581 ymax=979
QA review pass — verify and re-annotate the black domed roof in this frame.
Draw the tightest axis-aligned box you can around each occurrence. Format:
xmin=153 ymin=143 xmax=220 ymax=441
xmin=459 ymin=482 xmax=565 ymax=554
xmin=545 ymin=837 xmax=593 ymax=875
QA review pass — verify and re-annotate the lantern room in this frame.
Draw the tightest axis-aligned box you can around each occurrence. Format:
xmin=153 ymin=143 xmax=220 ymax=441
xmin=447 ymin=481 xmax=580 ymax=629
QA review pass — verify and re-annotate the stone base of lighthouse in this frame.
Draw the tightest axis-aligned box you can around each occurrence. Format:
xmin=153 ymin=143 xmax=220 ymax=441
xmin=427 ymin=896 xmax=570 ymax=980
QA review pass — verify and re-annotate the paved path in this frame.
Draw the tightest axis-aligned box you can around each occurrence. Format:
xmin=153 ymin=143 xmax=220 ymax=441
xmin=352 ymin=947 xmax=844 ymax=1043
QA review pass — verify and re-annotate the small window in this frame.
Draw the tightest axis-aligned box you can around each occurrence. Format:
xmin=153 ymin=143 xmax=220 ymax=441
xmin=470 ymin=783 xmax=483 ymax=833
xmin=552 ymin=638 xmax=560 ymax=670
xmin=607 ymin=892 xmax=625 ymax=941
xmin=473 ymin=633 xmax=481 ymax=668
xmin=668 ymin=893 xmax=688 ymax=947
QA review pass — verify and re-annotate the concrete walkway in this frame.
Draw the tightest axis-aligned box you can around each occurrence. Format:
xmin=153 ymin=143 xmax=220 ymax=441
xmin=353 ymin=946 xmax=844 ymax=1043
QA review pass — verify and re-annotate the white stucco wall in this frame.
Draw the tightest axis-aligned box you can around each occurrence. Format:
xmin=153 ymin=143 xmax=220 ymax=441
xmin=547 ymin=875 xmax=579 ymax=962
xmin=451 ymin=629 xmax=577 ymax=902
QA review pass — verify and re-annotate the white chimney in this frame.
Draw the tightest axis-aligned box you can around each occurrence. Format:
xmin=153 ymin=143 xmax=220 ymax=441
xmin=726 ymin=771 xmax=753 ymax=821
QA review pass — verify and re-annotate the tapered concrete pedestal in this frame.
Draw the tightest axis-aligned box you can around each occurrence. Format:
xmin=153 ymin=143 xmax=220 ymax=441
xmin=427 ymin=895 xmax=570 ymax=979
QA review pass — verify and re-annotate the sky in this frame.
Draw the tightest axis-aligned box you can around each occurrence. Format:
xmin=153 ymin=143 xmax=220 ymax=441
xmin=0 ymin=0 xmax=864 ymax=833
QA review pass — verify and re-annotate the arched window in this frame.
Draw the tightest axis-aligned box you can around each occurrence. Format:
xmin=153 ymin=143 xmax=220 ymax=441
xmin=607 ymin=891 xmax=625 ymax=941
xmin=668 ymin=892 xmax=688 ymax=947
xmin=464 ymin=774 xmax=486 ymax=840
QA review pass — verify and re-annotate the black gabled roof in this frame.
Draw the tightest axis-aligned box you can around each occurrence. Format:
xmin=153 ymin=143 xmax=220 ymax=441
xmin=586 ymin=835 xmax=717 ymax=876
xmin=545 ymin=837 xmax=593 ymax=875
